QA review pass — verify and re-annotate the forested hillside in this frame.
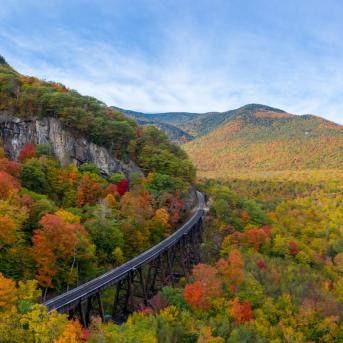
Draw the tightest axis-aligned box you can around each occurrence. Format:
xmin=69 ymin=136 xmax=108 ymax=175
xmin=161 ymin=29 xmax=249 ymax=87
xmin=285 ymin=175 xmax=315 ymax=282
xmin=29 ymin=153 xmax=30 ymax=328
xmin=0 ymin=58 xmax=195 ymax=182
xmin=84 ymin=172 xmax=343 ymax=342
xmin=0 ymin=57 xmax=199 ymax=341
xmin=184 ymin=107 xmax=343 ymax=175
xmin=0 ymin=56 xmax=342 ymax=342
xmin=179 ymin=104 xmax=287 ymax=137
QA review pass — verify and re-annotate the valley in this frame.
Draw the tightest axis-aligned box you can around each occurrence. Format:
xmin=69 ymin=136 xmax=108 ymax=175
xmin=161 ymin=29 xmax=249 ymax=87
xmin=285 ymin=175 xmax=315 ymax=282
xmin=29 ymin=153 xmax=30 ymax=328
xmin=115 ymin=103 xmax=343 ymax=175
xmin=0 ymin=57 xmax=342 ymax=342
xmin=1 ymin=1 xmax=342 ymax=341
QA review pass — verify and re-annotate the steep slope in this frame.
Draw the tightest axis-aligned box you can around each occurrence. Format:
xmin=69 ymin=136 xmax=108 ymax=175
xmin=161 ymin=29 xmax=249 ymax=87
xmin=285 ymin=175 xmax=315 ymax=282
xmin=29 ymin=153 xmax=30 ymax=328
xmin=184 ymin=107 xmax=343 ymax=175
xmin=0 ymin=56 xmax=197 ymax=305
xmin=0 ymin=116 xmax=141 ymax=178
xmin=0 ymin=57 xmax=195 ymax=187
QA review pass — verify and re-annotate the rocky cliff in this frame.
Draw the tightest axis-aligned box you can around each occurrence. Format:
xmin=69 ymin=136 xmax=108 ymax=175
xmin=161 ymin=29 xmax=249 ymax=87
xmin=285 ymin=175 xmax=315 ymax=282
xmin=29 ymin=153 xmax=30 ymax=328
xmin=0 ymin=114 xmax=142 ymax=179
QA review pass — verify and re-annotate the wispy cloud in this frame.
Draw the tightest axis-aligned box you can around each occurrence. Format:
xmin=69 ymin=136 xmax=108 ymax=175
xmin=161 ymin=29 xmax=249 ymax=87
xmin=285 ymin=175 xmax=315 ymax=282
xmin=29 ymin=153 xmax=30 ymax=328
xmin=0 ymin=1 xmax=342 ymax=124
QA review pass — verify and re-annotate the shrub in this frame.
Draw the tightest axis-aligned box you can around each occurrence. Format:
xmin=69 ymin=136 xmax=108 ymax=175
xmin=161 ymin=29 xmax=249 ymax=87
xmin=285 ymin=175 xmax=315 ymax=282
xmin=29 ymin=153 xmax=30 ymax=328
xmin=79 ymin=163 xmax=101 ymax=175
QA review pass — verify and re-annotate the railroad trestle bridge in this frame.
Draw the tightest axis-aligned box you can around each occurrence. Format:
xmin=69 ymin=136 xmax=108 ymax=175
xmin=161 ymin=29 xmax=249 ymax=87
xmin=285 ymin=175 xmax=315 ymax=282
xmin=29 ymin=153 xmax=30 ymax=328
xmin=44 ymin=191 xmax=205 ymax=326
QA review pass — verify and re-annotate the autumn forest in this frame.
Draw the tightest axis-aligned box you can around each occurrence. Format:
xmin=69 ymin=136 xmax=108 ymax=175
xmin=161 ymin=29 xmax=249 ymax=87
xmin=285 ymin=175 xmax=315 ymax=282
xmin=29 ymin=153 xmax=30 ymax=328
xmin=0 ymin=53 xmax=342 ymax=343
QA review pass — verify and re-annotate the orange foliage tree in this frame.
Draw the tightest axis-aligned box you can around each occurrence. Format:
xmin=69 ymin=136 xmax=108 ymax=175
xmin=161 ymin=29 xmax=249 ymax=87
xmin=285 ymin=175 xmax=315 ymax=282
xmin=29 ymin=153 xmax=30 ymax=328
xmin=0 ymin=150 xmax=21 ymax=177
xmin=230 ymin=227 xmax=270 ymax=251
xmin=31 ymin=214 xmax=93 ymax=288
xmin=230 ymin=297 xmax=253 ymax=324
xmin=0 ymin=272 xmax=17 ymax=309
xmin=183 ymin=281 xmax=204 ymax=309
xmin=0 ymin=171 xmax=20 ymax=199
xmin=184 ymin=263 xmax=223 ymax=310
xmin=53 ymin=320 xmax=85 ymax=343
xmin=76 ymin=175 xmax=103 ymax=207
xmin=216 ymin=249 xmax=245 ymax=293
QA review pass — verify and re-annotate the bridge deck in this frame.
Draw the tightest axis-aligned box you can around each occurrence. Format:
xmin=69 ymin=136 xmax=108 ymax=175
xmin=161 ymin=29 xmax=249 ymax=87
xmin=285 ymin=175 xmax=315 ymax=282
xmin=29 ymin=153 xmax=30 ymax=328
xmin=44 ymin=191 xmax=205 ymax=312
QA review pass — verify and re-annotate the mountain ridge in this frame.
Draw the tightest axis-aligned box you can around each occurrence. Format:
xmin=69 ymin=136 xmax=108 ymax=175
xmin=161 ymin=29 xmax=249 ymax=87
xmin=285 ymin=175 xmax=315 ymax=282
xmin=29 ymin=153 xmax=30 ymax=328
xmin=183 ymin=106 xmax=343 ymax=174
xmin=113 ymin=103 xmax=335 ymax=141
xmin=111 ymin=105 xmax=197 ymax=143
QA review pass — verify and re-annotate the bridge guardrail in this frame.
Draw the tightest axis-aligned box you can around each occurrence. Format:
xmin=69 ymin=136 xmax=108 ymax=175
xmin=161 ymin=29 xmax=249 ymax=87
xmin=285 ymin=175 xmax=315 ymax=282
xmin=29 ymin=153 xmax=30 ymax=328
xmin=44 ymin=191 xmax=205 ymax=313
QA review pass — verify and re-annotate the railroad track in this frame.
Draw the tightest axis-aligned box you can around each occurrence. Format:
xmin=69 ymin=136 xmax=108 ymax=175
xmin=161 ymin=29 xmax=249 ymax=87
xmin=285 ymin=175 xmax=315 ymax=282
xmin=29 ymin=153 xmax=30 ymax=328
xmin=44 ymin=191 xmax=205 ymax=324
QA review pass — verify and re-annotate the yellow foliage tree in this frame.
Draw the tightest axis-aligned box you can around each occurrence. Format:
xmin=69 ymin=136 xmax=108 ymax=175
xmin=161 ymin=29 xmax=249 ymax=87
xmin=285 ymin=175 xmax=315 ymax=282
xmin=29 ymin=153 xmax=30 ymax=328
xmin=0 ymin=273 xmax=83 ymax=343
xmin=55 ymin=209 xmax=81 ymax=224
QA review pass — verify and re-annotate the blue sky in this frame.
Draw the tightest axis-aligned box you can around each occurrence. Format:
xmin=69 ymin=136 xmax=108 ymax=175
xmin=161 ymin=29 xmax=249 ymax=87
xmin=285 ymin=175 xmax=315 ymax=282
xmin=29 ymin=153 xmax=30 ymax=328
xmin=1 ymin=0 xmax=343 ymax=123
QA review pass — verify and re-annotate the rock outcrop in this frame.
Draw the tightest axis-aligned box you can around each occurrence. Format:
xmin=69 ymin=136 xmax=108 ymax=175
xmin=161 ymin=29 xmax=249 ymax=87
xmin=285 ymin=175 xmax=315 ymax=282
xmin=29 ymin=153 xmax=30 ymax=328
xmin=0 ymin=114 xmax=142 ymax=179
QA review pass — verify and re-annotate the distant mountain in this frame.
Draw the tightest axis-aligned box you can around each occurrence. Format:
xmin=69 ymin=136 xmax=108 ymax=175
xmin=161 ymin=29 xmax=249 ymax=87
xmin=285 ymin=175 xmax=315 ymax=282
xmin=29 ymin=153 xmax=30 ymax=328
xmin=112 ymin=104 xmax=343 ymax=172
xmin=112 ymin=104 xmax=289 ymax=141
xmin=133 ymin=117 xmax=194 ymax=144
xmin=111 ymin=106 xmax=199 ymax=126
xmin=183 ymin=105 xmax=343 ymax=174
xmin=111 ymin=106 xmax=196 ymax=143
xmin=178 ymin=104 xmax=286 ymax=137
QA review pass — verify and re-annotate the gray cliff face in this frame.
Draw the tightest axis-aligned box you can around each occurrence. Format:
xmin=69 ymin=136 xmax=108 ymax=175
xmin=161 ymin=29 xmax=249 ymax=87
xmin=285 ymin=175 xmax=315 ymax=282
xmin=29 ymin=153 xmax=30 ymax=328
xmin=0 ymin=115 xmax=142 ymax=179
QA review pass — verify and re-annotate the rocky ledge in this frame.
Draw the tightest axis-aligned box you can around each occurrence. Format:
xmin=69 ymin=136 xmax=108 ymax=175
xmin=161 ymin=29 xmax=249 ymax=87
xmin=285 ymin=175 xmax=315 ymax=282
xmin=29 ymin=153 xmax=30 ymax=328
xmin=0 ymin=114 xmax=142 ymax=179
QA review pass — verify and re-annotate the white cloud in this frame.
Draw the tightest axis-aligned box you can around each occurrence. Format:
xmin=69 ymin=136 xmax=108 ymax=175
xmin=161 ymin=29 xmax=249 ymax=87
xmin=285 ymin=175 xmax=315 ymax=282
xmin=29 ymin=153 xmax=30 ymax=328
xmin=1 ymin=24 xmax=342 ymax=124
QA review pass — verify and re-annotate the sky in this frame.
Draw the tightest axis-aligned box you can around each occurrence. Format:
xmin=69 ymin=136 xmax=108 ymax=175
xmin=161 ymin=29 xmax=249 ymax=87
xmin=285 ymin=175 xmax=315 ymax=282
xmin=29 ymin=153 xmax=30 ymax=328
xmin=1 ymin=0 xmax=343 ymax=124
